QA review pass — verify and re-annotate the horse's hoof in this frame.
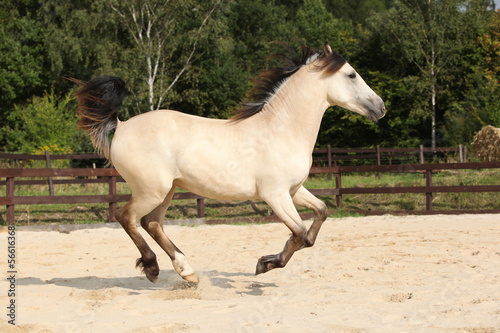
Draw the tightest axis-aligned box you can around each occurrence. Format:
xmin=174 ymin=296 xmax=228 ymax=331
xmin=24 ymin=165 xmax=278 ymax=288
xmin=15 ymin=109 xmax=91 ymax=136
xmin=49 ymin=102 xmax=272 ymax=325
xmin=183 ymin=273 xmax=198 ymax=284
xmin=255 ymin=254 xmax=279 ymax=275
xmin=145 ymin=272 xmax=159 ymax=283
xmin=136 ymin=257 xmax=160 ymax=283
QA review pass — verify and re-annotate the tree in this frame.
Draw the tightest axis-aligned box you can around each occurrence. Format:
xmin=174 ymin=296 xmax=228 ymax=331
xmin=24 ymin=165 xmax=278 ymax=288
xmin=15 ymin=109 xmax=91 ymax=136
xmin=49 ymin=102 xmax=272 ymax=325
xmin=169 ymin=0 xmax=296 ymax=118
xmin=371 ymin=0 xmax=471 ymax=148
xmin=442 ymin=6 xmax=500 ymax=144
xmin=0 ymin=0 xmax=45 ymax=114
xmin=324 ymin=0 xmax=390 ymax=25
xmin=37 ymin=0 xmax=127 ymax=93
xmin=295 ymin=0 xmax=356 ymax=54
xmin=110 ymin=0 xmax=220 ymax=113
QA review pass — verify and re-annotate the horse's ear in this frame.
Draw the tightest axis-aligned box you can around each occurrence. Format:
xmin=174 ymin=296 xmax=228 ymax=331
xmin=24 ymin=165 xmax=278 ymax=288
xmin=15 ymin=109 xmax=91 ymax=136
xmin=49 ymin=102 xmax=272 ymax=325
xmin=323 ymin=42 xmax=333 ymax=56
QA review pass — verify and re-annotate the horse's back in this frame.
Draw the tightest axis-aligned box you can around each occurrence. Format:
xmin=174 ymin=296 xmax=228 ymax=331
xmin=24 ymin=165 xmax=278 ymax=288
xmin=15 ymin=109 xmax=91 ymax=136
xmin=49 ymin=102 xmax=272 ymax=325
xmin=110 ymin=110 xmax=260 ymax=200
xmin=112 ymin=109 xmax=227 ymax=153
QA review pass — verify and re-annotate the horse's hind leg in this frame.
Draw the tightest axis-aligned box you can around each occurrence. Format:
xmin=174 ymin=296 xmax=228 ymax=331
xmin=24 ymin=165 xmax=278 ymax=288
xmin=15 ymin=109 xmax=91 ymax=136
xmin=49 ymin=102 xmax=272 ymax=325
xmin=140 ymin=186 xmax=197 ymax=283
xmin=115 ymin=195 xmax=164 ymax=283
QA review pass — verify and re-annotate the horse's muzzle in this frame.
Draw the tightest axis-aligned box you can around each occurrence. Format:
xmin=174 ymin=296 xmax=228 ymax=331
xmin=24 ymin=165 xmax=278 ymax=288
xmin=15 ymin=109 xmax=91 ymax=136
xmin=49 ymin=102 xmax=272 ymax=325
xmin=368 ymin=99 xmax=386 ymax=122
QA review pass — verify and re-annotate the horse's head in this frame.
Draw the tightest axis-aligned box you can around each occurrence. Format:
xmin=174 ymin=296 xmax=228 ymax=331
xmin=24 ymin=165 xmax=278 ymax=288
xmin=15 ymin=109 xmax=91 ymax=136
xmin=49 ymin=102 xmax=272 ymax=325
xmin=316 ymin=43 xmax=385 ymax=122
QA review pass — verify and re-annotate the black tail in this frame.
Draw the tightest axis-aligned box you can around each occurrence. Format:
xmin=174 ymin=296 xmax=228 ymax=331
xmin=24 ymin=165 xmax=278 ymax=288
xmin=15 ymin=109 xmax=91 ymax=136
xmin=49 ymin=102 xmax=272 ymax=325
xmin=69 ymin=76 xmax=127 ymax=160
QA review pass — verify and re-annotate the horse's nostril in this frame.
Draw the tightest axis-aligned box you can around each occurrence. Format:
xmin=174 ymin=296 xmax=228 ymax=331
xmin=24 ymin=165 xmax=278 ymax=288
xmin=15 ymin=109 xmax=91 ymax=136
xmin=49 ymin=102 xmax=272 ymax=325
xmin=378 ymin=109 xmax=386 ymax=119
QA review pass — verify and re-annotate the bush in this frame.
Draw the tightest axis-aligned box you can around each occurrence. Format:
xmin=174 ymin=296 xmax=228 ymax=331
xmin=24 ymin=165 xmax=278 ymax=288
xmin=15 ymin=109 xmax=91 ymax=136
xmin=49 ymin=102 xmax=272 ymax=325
xmin=1 ymin=89 xmax=90 ymax=154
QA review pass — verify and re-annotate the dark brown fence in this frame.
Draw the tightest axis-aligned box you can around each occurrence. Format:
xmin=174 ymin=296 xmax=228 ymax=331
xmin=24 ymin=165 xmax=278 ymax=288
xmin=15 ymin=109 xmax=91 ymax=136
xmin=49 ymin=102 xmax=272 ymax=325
xmin=309 ymin=161 xmax=500 ymax=216
xmin=2 ymin=145 xmax=468 ymax=168
xmin=1 ymin=151 xmax=499 ymax=226
xmin=313 ymin=144 xmax=467 ymax=166
xmin=0 ymin=168 xmax=205 ymax=225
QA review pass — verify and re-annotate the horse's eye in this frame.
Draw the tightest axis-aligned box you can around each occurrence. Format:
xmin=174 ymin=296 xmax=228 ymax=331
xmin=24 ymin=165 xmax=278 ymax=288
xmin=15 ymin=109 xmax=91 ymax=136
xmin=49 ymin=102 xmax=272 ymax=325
xmin=348 ymin=73 xmax=356 ymax=79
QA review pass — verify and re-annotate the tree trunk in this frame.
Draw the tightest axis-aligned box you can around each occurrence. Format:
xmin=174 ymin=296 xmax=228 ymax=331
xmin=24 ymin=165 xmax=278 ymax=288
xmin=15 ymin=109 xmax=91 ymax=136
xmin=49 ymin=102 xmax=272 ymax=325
xmin=431 ymin=81 xmax=436 ymax=149
xmin=430 ymin=27 xmax=436 ymax=149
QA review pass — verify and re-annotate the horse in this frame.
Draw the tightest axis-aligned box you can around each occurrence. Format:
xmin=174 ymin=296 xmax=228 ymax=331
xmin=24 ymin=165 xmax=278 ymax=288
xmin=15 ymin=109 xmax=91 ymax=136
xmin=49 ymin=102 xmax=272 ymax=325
xmin=71 ymin=42 xmax=385 ymax=284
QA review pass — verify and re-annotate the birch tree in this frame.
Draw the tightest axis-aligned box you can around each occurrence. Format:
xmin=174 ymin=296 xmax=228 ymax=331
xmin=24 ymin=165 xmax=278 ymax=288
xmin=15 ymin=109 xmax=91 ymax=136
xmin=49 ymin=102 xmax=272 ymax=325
xmin=110 ymin=0 xmax=219 ymax=112
xmin=373 ymin=0 xmax=466 ymax=148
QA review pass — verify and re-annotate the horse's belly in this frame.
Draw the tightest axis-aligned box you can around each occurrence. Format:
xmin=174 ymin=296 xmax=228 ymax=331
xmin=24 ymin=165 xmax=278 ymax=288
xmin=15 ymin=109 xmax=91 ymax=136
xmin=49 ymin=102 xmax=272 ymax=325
xmin=174 ymin=176 xmax=258 ymax=201
xmin=173 ymin=139 xmax=261 ymax=200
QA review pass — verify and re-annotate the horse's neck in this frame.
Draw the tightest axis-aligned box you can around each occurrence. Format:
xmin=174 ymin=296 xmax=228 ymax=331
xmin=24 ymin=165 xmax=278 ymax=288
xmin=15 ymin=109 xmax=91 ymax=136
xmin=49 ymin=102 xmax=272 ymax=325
xmin=253 ymin=68 xmax=328 ymax=154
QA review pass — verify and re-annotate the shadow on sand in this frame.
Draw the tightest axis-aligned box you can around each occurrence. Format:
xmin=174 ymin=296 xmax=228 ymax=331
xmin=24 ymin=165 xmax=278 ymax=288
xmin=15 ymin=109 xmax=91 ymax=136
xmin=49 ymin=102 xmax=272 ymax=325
xmin=17 ymin=269 xmax=277 ymax=296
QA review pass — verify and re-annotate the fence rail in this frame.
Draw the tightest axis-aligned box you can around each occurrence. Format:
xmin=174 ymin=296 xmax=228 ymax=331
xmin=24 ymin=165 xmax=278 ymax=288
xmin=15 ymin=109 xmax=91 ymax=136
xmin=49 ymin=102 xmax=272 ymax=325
xmin=1 ymin=161 xmax=500 ymax=225
xmin=313 ymin=144 xmax=467 ymax=166
xmin=309 ymin=161 xmax=500 ymax=216
xmin=1 ymin=145 xmax=468 ymax=166
xmin=2 ymin=150 xmax=499 ymax=225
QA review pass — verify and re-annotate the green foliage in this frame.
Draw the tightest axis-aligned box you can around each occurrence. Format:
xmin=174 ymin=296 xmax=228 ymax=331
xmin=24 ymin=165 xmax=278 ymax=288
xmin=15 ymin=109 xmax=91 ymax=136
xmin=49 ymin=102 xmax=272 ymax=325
xmin=0 ymin=0 xmax=498 ymax=153
xmin=441 ymin=5 xmax=500 ymax=145
xmin=38 ymin=0 xmax=129 ymax=96
xmin=1 ymin=90 xmax=88 ymax=153
xmin=295 ymin=0 xmax=354 ymax=52
xmin=361 ymin=0 xmax=497 ymax=147
xmin=0 ymin=0 xmax=45 ymax=112
xmin=324 ymin=0 xmax=391 ymax=25
xmin=169 ymin=0 xmax=295 ymax=117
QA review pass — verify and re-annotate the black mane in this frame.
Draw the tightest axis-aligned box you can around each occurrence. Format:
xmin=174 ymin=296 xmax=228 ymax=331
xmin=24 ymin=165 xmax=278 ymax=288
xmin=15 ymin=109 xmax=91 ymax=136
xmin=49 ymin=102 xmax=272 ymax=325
xmin=231 ymin=42 xmax=346 ymax=121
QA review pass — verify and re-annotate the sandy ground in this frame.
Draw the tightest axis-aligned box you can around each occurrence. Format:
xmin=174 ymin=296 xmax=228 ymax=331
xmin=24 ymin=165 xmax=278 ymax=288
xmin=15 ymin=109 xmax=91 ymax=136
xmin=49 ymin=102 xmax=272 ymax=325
xmin=1 ymin=214 xmax=499 ymax=333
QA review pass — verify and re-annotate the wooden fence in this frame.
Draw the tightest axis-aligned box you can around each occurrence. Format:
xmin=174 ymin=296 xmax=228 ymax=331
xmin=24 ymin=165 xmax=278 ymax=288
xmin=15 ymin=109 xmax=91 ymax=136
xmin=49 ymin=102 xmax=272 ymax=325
xmin=1 ymin=160 xmax=500 ymax=225
xmin=0 ymin=168 xmax=205 ymax=225
xmin=313 ymin=144 xmax=467 ymax=166
xmin=1 ymin=145 xmax=468 ymax=168
xmin=309 ymin=161 xmax=500 ymax=215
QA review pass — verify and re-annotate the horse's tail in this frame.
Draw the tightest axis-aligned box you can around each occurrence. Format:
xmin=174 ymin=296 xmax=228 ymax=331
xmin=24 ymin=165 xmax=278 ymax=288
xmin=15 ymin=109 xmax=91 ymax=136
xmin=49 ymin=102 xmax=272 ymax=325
xmin=69 ymin=76 xmax=127 ymax=160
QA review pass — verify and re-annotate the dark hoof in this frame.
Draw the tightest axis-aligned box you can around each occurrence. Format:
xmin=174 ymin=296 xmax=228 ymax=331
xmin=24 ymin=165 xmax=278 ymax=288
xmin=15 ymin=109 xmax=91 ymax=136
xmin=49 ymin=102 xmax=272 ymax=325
xmin=255 ymin=254 xmax=280 ymax=275
xmin=136 ymin=258 xmax=160 ymax=283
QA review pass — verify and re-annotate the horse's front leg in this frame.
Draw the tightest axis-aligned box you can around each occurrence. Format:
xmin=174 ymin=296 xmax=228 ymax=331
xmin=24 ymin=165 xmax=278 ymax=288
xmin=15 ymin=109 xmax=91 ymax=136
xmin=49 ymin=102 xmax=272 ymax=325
xmin=292 ymin=186 xmax=328 ymax=247
xmin=256 ymin=193 xmax=308 ymax=275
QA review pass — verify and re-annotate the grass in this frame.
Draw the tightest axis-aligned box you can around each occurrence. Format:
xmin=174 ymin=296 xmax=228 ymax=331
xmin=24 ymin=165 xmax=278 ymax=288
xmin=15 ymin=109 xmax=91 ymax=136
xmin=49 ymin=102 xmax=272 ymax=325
xmin=1 ymin=168 xmax=499 ymax=226
xmin=317 ymin=169 xmax=500 ymax=212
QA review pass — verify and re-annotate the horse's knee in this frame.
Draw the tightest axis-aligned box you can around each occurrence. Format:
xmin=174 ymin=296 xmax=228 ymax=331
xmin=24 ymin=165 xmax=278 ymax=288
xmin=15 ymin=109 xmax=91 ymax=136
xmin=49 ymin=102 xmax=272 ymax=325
xmin=305 ymin=235 xmax=317 ymax=247
xmin=289 ymin=232 xmax=309 ymax=251
xmin=316 ymin=201 xmax=328 ymax=221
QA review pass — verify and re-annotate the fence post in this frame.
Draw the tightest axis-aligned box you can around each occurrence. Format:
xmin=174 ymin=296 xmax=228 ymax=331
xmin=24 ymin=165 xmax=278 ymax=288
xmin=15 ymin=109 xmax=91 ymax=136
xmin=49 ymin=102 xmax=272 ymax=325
xmin=376 ymin=145 xmax=381 ymax=179
xmin=425 ymin=169 xmax=433 ymax=211
xmin=108 ymin=175 xmax=117 ymax=222
xmin=459 ymin=144 xmax=463 ymax=163
xmin=197 ymin=198 xmax=205 ymax=218
xmin=45 ymin=150 xmax=54 ymax=196
xmin=327 ymin=144 xmax=332 ymax=181
xmin=420 ymin=145 xmax=424 ymax=164
xmin=463 ymin=146 xmax=467 ymax=162
xmin=6 ymin=177 xmax=15 ymax=225
xmin=335 ymin=171 xmax=342 ymax=208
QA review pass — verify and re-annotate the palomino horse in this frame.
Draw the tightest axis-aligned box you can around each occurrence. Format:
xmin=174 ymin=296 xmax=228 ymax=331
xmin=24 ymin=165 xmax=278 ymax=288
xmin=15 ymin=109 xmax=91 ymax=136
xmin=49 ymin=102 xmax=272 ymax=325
xmin=72 ymin=42 xmax=385 ymax=284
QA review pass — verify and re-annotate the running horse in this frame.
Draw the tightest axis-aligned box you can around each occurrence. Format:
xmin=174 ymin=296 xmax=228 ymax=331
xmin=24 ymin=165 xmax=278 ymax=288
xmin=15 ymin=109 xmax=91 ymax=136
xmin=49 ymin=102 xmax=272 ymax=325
xmin=71 ymin=43 xmax=385 ymax=284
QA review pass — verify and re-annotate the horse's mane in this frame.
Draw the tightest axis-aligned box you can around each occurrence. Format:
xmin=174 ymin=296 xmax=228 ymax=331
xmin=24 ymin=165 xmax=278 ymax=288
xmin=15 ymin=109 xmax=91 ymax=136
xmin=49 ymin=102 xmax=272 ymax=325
xmin=231 ymin=42 xmax=346 ymax=122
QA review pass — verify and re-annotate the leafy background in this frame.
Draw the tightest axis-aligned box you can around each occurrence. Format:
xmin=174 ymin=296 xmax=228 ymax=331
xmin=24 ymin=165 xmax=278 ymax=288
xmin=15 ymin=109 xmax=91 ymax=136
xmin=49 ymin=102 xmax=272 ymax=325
xmin=0 ymin=0 xmax=498 ymax=154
